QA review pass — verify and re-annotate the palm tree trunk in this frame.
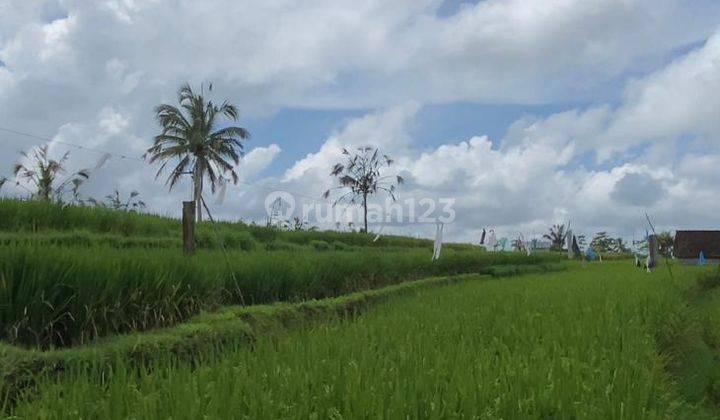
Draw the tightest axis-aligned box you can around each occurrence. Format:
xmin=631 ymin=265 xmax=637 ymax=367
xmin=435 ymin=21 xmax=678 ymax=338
xmin=193 ymin=165 xmax=203 ymax=223
xmin=40 ymin=178 xmax=52 ymax=201
xmin=362 ymin=193 xmax=368 ymax=234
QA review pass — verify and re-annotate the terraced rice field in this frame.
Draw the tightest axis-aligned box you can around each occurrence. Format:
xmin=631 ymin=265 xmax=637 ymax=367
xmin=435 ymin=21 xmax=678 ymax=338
xmin=8 ymin=263 xmax=720 ymax=419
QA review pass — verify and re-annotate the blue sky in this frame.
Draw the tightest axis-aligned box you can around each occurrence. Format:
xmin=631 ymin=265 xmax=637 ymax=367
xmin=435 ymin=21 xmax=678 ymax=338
xmin=1 ymin=0 xmax=719 ymax=242
xmin=242 ymin=102 xmax=579 ymax=179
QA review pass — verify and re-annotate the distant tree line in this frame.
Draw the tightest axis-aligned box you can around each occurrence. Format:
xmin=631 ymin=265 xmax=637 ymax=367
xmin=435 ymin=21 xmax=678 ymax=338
xmin=542 ymin=224 xmax=658 ymax=254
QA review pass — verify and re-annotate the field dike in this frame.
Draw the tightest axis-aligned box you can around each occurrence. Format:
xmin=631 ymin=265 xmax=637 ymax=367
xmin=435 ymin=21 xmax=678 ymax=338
xmin=0 ymin=262 xmax=566 ymax=407
xmin=658 ymin=268 xmax=720 ymax=413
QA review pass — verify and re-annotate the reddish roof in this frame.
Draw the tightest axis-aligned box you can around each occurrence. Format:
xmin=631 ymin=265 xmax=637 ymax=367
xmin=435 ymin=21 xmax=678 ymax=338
xmin=674 ymin=230 xmax=720 ymax=259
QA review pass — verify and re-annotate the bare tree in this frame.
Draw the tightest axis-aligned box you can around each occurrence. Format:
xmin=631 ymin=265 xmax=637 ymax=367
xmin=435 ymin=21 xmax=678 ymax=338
xmin=543 ymin=224 xmax=568 ymax=251
xmin=89 ymin=189 xmax=146 ymax=212
xmin=284 ymin=216 xmax=316 ymax=231
xmin=323 ymin=147 xmax=403 ymax=233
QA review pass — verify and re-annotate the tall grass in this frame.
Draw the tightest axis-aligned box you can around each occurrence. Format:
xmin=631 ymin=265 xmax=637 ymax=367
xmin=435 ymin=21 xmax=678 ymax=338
xmin=0 ymin=244 xmax=559 ymax=348
xmin=8 ymin=264 xmax=711 ymax=418
xmin=0 ymin=199 xmax=177 ymax=236
xmin=0 ymin=199 xmax=470 ymax=249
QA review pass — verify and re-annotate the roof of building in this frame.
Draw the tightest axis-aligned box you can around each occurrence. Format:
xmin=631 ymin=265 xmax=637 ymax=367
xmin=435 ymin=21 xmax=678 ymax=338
xmin=674 ymin=230 xmax=720 ymax=259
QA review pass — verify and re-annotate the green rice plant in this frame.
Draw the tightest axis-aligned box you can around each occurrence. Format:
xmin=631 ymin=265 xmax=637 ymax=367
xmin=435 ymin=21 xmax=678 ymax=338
xmin=0 ymin=199 xmax=177 ymax=236
xmin=0 ymin=231 xmax=181 ymax=249
xmin=0 ymin=244 xmax=559 ymax=348
xmin=263 ymin=239 xmax=304 ymax=251
xmin=662 ymin=271 xmax=720 ymax=406
xmin=0 ymin=246 xmax=221 ymax=348
xmin=194 ymin=229 xmax=257 ymax=251
xmin=8 ymin=264 xmax=714 ymax=418
xmin=0 ymin=199 xmax=445 ymax=249
xmin=309 ymin=239 xmax=331 ymax=251
xmin=331 ymin=240 xmax=350 ymax=251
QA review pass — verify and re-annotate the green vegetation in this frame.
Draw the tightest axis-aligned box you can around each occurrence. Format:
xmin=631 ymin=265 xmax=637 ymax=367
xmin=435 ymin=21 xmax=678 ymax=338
xmin=145 ymin=82 xmax=250 ymax=223
xmin=323 ymin=146 xmax=403 ymax=233
xmin=662 ymin=269 xmax=720 ymax=406
xmin=0 ymin=199 xmax=560 ymax=349
xmin=6 ymin=199 xmax=719 ymax=417
xmin=590 ymin=231 xmax=631 ymax=253
xmin=543 ymin=223 xmax=568 ymax=251
xmin=6 ymin=263 xmax=718 ymax=419
xmin=0 ymin=272 xmax=481 ymax=404
xmin=0 ymin=199 xmax=474 ymax=250
xmin=10 ymin=145 xmax=89 ymax=202
xmin=0 ymin=244 xmax=558 ymax=348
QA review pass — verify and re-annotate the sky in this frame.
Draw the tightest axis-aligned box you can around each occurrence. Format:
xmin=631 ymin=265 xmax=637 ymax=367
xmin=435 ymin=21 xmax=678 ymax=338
xmin=0 ymin=0 xmax=719 ymax=243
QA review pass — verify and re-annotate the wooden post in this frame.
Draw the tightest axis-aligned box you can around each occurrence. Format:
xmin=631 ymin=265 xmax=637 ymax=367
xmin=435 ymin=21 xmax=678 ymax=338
xmin=182 ymin=201 xmax=196 ymax=254
xmin=648 ymin=234 xmax=659 ymax=268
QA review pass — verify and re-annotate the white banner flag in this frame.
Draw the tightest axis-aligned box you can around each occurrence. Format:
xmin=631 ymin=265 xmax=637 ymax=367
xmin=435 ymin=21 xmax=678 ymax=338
xmin=432 ymin=222 xmax=444 ymax=261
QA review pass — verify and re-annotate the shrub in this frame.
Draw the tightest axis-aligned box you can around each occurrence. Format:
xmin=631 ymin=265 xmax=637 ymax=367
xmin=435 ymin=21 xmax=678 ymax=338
xmin=195 ymin=230 xmax=256 ymax=251
xmin=310 ymin=240 xmax=331 ymax=251
xmin=332 ymin=241 xmax=349 ymax=251
xmin=264 ymin=240 xmax=303 ymax=251
xmin=697 ymin=271 xmax=720 ymax=291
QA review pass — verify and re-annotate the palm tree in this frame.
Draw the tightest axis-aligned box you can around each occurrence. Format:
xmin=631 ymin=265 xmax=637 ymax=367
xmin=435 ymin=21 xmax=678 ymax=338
xmin=613 ymin=237 xmax=630 ymax=253
xmin=323 ymin=147 xmax=403 ymax=233
xmin=146 ymin=83 xmax=249 ymax=222
xmin=543 ymin=224 xmax=568 ymax=251
xmin=12 ymin=145 xmax=89 ymax=201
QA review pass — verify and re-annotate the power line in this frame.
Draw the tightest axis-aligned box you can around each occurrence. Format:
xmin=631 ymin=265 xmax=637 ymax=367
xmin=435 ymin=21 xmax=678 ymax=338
xmin=0 ymin=125 xmax=361 ymax=209
xmin=0 ymin=126 xmax=145 ymax=162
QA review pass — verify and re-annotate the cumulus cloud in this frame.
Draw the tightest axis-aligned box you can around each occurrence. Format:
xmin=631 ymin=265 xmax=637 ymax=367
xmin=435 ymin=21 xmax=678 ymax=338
xmin=240 ymin=144 xmax=281 ymax=181
xmin=250 ymin=28 xmax=720 ymax=241
xmin=599 ymin=31 xmax=720 ymax=159
xmin=0 ymin=1 xmax=719 ymax=242
xmin=610 ymin=172 xmax=667 ymax=207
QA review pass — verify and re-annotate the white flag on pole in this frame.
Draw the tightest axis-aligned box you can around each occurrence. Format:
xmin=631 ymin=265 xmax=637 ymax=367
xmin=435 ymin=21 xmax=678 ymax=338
xmin=93 ymin=153 xmax=112 ymax=171
xmin=214 ymin=178 xmax=228 ymax=205
xmin=486 ymin=230 xmax=497 ymax=251
xmin=432 ymin=222 xmax=444 ymax=261
xmin=373 ymin=224 xmax=385 ymax=242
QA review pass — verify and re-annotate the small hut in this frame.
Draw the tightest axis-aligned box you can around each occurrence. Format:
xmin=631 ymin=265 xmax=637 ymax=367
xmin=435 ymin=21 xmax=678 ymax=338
xmin=674 ymin=230 xmax=720 ymax=265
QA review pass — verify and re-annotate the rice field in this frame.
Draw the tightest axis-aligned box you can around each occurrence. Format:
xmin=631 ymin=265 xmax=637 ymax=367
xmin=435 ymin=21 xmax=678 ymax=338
xmin=0 ymin=200 xmax=564 ymax=349
xmin=2 ymin=200 xmax=720 ymax=418
xmin=7 ymin=263 xmax=719 ymax=419
xmin=0 ymin=245 xmax=558 ymax=348
xmin=0 ymin=199 xmax=472 ymax=250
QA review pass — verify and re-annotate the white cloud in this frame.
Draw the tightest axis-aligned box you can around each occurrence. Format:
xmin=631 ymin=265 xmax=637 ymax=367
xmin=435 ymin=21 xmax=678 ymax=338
xmin=253 ymin=28 xmax=720 ymax=241
xmin=0 ymin=1 xmax=719 ymax=241
xmin=240 ymin=144 xmax=281 ymax=181
xmin=282 ymin=104 xmax=418 ymax=183
xmin=599 ymin=31 xmax=720 ymax=159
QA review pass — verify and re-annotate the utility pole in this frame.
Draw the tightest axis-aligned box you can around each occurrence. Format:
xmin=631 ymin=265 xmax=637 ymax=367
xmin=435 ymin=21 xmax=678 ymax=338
xmin=182 ymin=200 xmax=196 ymax=254
xmin=648 ymin=234 xmax=659 ymax=268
